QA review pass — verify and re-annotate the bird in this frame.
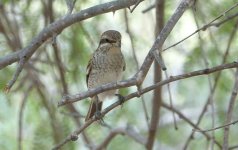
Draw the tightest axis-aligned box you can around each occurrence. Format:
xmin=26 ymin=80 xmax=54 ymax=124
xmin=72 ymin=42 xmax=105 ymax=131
xmin=85 ymin=30 xmax=126 ymax=121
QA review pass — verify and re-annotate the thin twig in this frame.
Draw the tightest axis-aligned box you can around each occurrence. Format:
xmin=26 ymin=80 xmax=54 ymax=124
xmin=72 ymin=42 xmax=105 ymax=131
xmin=94 ymin=126 xmax=146 ymax=150
xmin=142 ymin=3 xmax=155 ymax=13
xmin=4 ymin=57 xmax=26 ymax=92
xmin=0 ymin=0 xmax=142 ymax=70
xmin=222 ymin=69 xmax=238 ymax=150
xmin=130 ymin=0 xmax=144 ymax=13
xmin=162 ymin=102 xmax=222 ymax=148
xmin=60 ymin=111 xmax=85 ymax=118
xmin=52 ymin=37 xmax=92 ymax=145
xmin=183 ymin=19 xmax=238 ymax=150
xmin=134 ymin=0 xmax=195 ymax=87
xmin=65 ymin=0 xmax=77 ymax=15
xmin=229 ymin=145 xmax=238 ymax=150
xmin=60 ymin=0 xmax=194 ymax=106
xmin=192 ymin=120 xmax=238 ymax=133
xmin=163 ymin=2 xmax=238 ymax=51
xmin=52 ymin=119 xmax=95 ymax=150
xmin=79 ymin=23 xmax=96 ymax=47
xmin=49 ymin=4 xmax=93 ymax=145
xmin=164 ymin=71 xmax=177 ymax=130
xmin=35 ymin=82 xmax=63 ymax=143
xmin=18 ymin=84 xmax=33 ymax=150
xmin=1 ymin=3 xmax=25 ymax=92
xmin=124 ymin=9 xmax=150 ymax=128
xmin=193 ymin=10 xmax=215 ymax=150
xmin=209 ymin=12 xmax=238 ymax=27
xmin=152 ymin=50 xmax=166 ymax=70
xmin=52 ymin=38 xmax=68 ymax=94
xmin=58 ymin=61 xmax=238 ymax=106
xmin=52 ymin=61 xmax=238 ymax=149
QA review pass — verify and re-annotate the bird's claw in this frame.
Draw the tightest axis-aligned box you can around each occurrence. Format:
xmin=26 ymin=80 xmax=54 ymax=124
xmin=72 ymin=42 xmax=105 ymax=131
xmin=94 ymin=111 xmax=103 ymax=121
xmin=115 ymin=94 xmax=125 ymax=107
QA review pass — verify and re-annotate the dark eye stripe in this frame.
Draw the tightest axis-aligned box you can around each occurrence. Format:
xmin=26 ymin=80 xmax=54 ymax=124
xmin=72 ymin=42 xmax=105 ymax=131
xmin=100 ymin=38 xmax=116 ymax=44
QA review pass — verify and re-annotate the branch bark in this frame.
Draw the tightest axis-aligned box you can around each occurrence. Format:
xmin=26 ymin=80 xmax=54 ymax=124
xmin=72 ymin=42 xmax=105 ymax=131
xmin=0 ymin=0 xmax=143 ymax=69
xmin=53 ymin=61 xmax=238 ymax=149
xmin=162 ymin=102 xmax=222 ymax=149
xmin=183 ymin=19 xmax=238 ymax=150
xmin=58 ymin=0 xmax=195 ymax=107
xmin=146 ymin=0 xmax=164 ymax=149
xmin=222 ymin=69 xmax=238 ymax=150
xmin=94 ymin=126 xmax=146 ymax=150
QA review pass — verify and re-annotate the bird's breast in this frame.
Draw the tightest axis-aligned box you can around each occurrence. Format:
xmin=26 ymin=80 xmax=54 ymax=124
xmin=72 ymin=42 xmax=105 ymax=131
xmin=87 ymin=47 xmax=125 ymax=101
xmin=87 ymin=51 xmax=124 ymax=89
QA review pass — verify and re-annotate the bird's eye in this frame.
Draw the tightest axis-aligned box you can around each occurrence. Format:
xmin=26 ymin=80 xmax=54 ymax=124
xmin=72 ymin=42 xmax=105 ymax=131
xmin=100 ymin=38 xmax=114 ymax=44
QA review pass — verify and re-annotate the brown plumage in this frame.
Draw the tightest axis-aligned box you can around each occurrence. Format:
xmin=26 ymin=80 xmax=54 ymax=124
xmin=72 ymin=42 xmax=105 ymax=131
xmin=85 ymin=30 xmax=126 ymax=121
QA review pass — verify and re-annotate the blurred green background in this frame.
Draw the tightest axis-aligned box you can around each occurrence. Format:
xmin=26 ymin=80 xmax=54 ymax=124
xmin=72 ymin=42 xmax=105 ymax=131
xmin=0 ymin=0 xmax=238 ymax=150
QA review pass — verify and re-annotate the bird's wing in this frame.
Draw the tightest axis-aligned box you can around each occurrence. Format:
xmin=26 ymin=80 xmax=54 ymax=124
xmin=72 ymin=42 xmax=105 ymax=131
xmin=123 ymin=55 xmax=126 ymax=71
xmin=86 ymin=56 xmax=93 ymax=87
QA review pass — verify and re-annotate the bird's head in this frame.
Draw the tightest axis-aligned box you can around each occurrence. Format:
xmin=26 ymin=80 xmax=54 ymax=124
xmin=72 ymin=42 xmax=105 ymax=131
xmin=99 ymin=30 xmax=121 ymax=48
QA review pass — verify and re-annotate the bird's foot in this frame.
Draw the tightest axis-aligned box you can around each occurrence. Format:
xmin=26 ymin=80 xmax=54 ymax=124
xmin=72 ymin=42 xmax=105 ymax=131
xmin=115 ymin=94 xmax=125 ymax=107
xmin=94 ymin=111 xmax=111 ymax=128
xmin=94 ymin=111 xmax=104 ymax=122
xmin=94 ymin=111 xmax=104 ymax=124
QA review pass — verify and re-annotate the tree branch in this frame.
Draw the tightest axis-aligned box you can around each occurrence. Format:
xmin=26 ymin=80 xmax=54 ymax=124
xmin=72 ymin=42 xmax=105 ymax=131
xmin=222 ymin=69 xmax=238 ymax=150
xmin=53 ymin=61 xmax=238 ymax=149
xmin=18 ymin=84 xmax=33 ymax=150
xmin=147 ymin=0 xmax=164 ymax=149
xmin=94 ymin=126 xmax=146 ymax=150
xmin=193 ymin=120 xmax=238 ymax=133
xmin=163 ymin=2 xmax=238 ymax=51
xmin=183 ymin=19 xmax=238 ymax=150
xmin=58 ymin=78 xmax=137 ymax=106
xmin=124 ymin=9 xmax=150 ymax=127
xmin=134 ymin=0 xmax=195 ymax=85
xmin=162 ymin=102 xmax=222 ymax=148
xmin=58 ymin=0 xmax=195 ymax=107
xmin=0 ymin=0 xmax=143 ymax=69
xmin=58 ymin=60 xmax=238 ymax=105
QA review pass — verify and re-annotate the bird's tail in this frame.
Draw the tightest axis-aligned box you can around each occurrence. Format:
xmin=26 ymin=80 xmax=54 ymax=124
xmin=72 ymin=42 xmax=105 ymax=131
xmin=85 ymin=96 xmax=102 ymax=121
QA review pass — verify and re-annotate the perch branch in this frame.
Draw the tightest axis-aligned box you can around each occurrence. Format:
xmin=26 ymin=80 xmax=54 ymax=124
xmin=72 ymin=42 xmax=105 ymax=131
xmin=53 ymin=61 xmax=238 ymax=149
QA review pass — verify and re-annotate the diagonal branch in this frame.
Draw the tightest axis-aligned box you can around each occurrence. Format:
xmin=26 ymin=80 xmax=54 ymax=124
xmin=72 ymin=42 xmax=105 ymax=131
xmin=53 ymin=61 xmax=238 ymax=149
xmin=130 ymin=0 xmax=144 ymax=13
xmin=58 ymin=78 xmax=137 ymax=106
xmin=4 ymin=57 xmax=26 ymax=92
xmin=229 ymin=145 xmax=238 ymax=150
xmin=59 ymin=0 xmax=196 ymax=107
xmin=163 ymin=2 xmax=238 ymax=51
xmin=193 ymin=10 xmax=216 ymax=149
xmin=48 ymin=2 xmax=93 ymax=145
xmin=124 ymin=9 xmax=150 ymax=127
xmin=94 ymin=126 xmax=146 ymax=150
xmin=162 ymin=102 xmax=222 ymax=149
xmin=58 ymin=61 xmax=238 ymax=106
xmin=193 ymin=120 xmax=238 ymax=133
xmin=0 ymin=0 xmax=143 ymax=70
xmin=183 ymin=19 xmax=238 ymax=150
xmin=134 ymin=0 xmax=195 ymax=85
